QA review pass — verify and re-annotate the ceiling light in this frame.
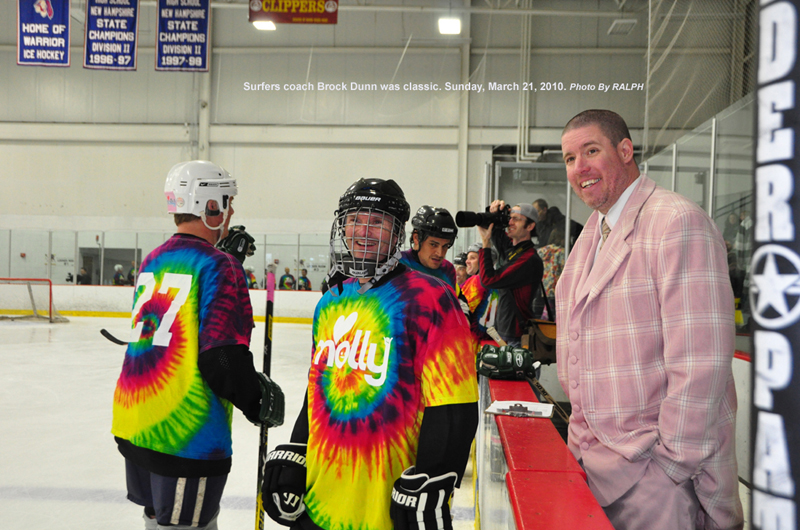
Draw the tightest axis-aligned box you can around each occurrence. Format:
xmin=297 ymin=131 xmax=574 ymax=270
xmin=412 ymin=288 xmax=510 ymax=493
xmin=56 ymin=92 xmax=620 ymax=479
xmin=607 ymin=19 xmax=637 ymax=36
xmin=438 ymin=17 xmax=461 ymax=35
xmin=253 ymin=20 xmax=277 ymax=31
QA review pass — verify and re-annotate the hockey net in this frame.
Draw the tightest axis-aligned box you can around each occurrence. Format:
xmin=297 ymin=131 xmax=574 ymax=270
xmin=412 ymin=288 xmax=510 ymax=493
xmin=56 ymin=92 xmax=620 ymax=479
xmin=0 ymin=278 xmax=69 ymax=323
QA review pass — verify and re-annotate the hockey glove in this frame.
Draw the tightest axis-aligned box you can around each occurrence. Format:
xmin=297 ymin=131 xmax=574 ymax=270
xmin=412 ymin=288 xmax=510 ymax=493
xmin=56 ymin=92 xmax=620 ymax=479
xmin=476 ymin=344 xmax=536 ymax=380
xmin=390 ymin=467 xmax=458 ymax=530
xmin=248 ymin=372 xmax=285 ymax=428
xmin=261 ymin=443 xmax=307 ymax=526
xmin=217 ymin=225 xmax=256 ymax=264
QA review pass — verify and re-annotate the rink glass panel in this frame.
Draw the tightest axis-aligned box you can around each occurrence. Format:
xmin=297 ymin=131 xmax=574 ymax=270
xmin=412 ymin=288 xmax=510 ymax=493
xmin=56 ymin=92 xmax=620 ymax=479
xmin=477 ymin=375 xmax=516 ymax=530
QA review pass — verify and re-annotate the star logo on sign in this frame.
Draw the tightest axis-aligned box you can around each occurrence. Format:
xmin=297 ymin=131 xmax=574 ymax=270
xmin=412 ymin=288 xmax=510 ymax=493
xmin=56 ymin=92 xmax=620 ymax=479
xmin=750 ymin=244 xmax=800 ymax=329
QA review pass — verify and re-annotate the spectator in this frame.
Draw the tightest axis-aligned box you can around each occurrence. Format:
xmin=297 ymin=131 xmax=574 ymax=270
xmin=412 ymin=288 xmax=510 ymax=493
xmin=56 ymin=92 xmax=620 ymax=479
xmin=279 ymin=267 xmax=295 ymax=290
xmin=77 ymin=267 xmax=92 ymax=285
xmin=734 ymin=210 xmax=753 ymax=274
xmin=245 ymin=266 xmax=259 ymax=289
xmin=126 ymin=261 xmax=137 ymax=286
xmin=722 ymin=212 xmax=739 ymax=248
xmin=532 ymin=198 xmax=583 ymax=248
xmin=454 ymin=252 xmax=468 ymax=286
xmin=534 ymin=227 xmax=565 ymax=320
xmin=297 ymin=268 xmax=312 ymax=291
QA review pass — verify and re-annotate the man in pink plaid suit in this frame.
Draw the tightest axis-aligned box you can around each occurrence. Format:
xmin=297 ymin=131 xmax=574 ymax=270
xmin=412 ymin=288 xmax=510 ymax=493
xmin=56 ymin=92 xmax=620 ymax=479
xmin=556 ymin=109 xmax=743 ymax=530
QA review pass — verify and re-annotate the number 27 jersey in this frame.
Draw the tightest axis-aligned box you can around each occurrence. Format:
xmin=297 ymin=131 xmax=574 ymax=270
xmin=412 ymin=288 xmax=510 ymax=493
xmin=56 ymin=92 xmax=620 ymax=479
xmin=112 ymin=233 xmax=253 ymax=462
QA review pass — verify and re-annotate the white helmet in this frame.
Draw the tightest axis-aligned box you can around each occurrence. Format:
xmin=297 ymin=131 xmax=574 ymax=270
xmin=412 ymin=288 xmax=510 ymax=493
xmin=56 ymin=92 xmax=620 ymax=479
xmin=114 ymin=264 xmax=123 ymax=271
xmin=164 ymin=161 xmax=237 ymax=231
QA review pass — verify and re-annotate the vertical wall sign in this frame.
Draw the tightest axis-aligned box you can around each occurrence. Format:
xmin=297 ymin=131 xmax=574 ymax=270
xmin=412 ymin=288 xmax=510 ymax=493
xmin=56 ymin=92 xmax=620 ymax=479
xmin=155 ymin=0 xmax=209 ymax=72
xmin=17 ymin=0 xmax=70 ymax=67
xmin=750 ymin=1 xmax=800 ymax=529
xmin=84 ymin=0 xmax=139 ymax=70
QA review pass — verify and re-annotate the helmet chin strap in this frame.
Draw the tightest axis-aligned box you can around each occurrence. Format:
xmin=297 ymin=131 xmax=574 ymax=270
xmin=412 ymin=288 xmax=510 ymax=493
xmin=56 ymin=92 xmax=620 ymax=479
xmin=200 ymin=207 xmax=230 ymax=245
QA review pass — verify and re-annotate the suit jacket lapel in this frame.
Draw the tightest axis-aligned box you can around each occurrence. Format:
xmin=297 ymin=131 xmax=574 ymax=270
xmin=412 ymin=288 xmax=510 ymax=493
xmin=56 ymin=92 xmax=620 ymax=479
xmin=582 ymin=176 xmax=658 ymax=306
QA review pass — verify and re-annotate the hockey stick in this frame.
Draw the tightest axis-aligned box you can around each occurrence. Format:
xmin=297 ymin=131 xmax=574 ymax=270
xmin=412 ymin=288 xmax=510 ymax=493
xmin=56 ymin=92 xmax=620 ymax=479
xmin=100 ymin=328 xmax=128 ymax=346
xmin=255 ymin=269 xmax=276 ymax=530
xmin=485 ymin=326 xmax=570 ymax=424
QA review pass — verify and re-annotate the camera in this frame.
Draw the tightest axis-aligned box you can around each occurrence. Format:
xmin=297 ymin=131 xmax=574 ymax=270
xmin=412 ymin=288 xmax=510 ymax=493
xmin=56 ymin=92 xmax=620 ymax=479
xmin=455 ymin=205 xmax=511 ymax=229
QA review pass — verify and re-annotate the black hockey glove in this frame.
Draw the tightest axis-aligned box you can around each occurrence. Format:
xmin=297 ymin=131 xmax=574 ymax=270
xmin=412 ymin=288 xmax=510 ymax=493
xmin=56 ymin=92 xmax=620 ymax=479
xmin=247 ymin=372 xmax=285 ymax=428
xmin=261 ymin=443 xmax=307 ymax=526
xmin=476 ymin=344 xmax=536 ymax=380
xmin=390 ymin=467 xmax=458 ymax=530
xmin=217 ymin=225 xmax=256 ymax=264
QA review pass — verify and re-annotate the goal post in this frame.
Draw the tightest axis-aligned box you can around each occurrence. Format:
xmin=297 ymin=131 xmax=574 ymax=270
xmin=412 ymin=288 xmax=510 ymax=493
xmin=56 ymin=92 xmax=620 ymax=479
xmin=0 ymin=278 xmax=69 ymax=323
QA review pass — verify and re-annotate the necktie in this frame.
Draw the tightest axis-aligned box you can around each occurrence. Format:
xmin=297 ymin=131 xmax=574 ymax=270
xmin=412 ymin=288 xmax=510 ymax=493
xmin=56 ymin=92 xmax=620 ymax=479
xmin=600 ymin=218 xmax=611 ymax=248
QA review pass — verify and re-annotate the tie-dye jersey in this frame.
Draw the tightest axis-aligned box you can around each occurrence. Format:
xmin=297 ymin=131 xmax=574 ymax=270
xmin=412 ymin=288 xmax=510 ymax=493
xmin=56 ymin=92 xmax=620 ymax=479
xmin=398 ymin=249 xmax=457 ymax=289
xmin=460 ymin=275 xmax=499 ymax=341
xmin=112 ymin=233 xmax=253 ymax=462
xmin=305 ymin=268 xmax=478 ymax=530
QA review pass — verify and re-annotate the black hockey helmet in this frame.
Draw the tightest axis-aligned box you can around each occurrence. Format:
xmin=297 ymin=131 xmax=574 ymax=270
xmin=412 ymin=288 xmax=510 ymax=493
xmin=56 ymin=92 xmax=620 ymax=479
xmin=453 ymin=252 xmax=467 ymax=267
xmin=328 ymin=178 xmax=410 ymax=290
xmin=337 ymin=178 xmax=410 ymax=223
xmin=411 ymin=205 xmax=458 ymax=244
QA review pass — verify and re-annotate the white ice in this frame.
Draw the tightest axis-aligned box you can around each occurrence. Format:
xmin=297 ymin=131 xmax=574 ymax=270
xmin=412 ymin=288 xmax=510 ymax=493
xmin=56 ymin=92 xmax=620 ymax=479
xmin=0 ymin=317 xmax=475 ymax=530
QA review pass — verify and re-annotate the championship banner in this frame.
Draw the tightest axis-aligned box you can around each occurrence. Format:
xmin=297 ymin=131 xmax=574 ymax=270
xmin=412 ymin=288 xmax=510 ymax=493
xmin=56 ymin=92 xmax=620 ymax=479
xmin=155 ymin=0 xmax=209 ymax=72
xmin=84 ymin=0 xmax=139 ymax=70
xmin=17 ymin=0 xmax=70 ymax=67
xmin=249 ymin=0 xmax=339 ymax=25
xmin=750 ymin=1 xmax=800 ymax=528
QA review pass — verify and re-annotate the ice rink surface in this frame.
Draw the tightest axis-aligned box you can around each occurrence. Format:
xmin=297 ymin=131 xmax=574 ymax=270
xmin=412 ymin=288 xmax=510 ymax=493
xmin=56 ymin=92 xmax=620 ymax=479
xmin=0 ymin=317 xmax=475 ymax=530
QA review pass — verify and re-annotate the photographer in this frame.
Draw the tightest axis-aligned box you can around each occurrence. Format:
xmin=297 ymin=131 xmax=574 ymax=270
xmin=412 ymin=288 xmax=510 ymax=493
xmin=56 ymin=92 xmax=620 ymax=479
xmin=476 ymin=200 xmax=543 ymax=346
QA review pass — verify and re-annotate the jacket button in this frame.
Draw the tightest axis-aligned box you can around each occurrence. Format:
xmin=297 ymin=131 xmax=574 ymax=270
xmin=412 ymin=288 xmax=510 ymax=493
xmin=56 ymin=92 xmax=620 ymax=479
xmin=570 ymin=380 xmax=578 ymax=389
xmin=570 ymin=331 xmax=579 ymax=340
xmin=570 ymin=355 xmax=578 ymax=364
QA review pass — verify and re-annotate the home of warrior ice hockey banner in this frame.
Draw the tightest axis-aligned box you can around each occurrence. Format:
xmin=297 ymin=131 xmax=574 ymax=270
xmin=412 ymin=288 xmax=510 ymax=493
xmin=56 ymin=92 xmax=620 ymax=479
xmin=17 ymin=0 xmax=70 ymax=67
xmin=155 ymin=0 xmax=209 ymax=72
xmin=83 ymin=0 xmax=139 ymax=70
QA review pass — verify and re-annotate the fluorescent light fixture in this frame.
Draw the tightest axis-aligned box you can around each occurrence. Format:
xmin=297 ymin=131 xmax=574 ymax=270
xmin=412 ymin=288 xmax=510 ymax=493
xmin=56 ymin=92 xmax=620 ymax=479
xmin=438 ymin=17 xmax=461 ymax=35
xmin=253 ymin=20 xmax=277 ymax=31
xmin=607 ymin=19 xmax=637 ymax=36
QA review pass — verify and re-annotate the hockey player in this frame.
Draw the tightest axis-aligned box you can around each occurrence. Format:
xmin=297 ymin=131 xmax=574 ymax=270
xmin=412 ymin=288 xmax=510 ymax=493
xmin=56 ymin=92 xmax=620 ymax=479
xmin=460 ymin=243 xmax=499 ymax=343
xmin=297 ymin=268 xmax=312 ymax=291
xmin=279 ymin=267 xmax=296 ymax=290
xmin=398 ymin=205 xmax=459 ymax=288
xmin=260 ymin=178 xmax=478 ymax=530
xmin=112 ymin=160 xmax=284 ymax=530
xmin=113 ymin=264 xmax=127 ymax=285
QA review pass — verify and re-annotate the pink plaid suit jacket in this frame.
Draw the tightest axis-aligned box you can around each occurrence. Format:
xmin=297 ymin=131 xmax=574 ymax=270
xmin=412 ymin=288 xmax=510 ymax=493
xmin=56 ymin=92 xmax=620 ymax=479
xmin=555 ymin=176 xmax=743 ymax=529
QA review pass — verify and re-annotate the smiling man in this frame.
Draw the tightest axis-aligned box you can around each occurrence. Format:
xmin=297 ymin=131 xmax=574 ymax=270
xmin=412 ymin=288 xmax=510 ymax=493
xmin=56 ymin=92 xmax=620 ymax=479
xmin=557 ymin=109 xmax=742 ymax=530
xmin=260 ymin=178 xmax=478 ymax=530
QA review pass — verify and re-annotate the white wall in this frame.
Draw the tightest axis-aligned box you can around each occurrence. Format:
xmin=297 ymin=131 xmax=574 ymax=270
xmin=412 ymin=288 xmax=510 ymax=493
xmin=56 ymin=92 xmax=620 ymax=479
xmin=1 ymin=285 xmax=322 ymax=320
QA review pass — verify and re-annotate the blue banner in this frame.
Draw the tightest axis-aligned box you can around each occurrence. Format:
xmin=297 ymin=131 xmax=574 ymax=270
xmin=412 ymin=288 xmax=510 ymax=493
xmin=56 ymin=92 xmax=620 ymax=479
xmin=155 ymin=0 xmax=209 ymax=72
xmin=83 ymin=0 xmax=139 ymax=70
xmin=17 ymin=0 xmax=70 ymax=67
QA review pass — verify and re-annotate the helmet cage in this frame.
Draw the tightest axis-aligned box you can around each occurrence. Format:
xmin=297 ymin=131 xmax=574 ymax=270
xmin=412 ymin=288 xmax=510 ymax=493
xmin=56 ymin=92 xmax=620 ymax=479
xmin=330 ymin=206 xmax=406 ymax=281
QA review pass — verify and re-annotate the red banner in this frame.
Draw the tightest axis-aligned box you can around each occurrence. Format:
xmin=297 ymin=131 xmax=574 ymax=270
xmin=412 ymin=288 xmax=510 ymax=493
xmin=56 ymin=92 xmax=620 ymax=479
xmin=249 ymin=0 xmax=338 ymax=25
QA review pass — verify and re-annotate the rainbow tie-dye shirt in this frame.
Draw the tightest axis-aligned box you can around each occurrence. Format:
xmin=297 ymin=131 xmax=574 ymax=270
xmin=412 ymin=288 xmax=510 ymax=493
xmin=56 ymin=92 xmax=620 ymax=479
xmin=112 ymin=234 xmax=253 ymax=462
xmin=305 ymin=268 xmax=478 ymax=530
xmin=398 ymin=249 xmax=457 ymax=289
xmin=460 ymin=275 xmax=499 ymax=341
